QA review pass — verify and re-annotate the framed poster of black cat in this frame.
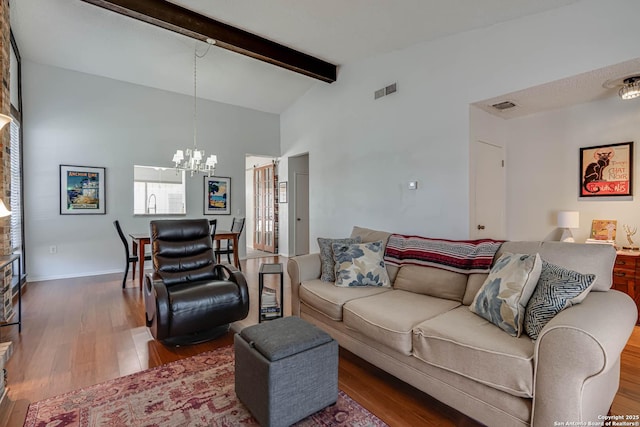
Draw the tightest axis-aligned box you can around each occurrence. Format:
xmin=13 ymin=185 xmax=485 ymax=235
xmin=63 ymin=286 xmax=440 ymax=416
xmin=580 ymin=141 xmax=633 ymax=197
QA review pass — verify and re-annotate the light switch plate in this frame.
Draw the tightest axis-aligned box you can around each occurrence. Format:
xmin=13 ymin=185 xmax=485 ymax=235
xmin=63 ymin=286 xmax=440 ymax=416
xmin=408 ymin=181 xmax=418 ymax=190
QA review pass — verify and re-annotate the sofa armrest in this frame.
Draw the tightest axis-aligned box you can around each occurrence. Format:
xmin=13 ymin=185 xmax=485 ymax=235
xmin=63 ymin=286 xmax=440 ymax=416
xmin=532 ymin=290 xmax=636 ymax=426
xmin=287 ymin=253 xmax=322 ymax=316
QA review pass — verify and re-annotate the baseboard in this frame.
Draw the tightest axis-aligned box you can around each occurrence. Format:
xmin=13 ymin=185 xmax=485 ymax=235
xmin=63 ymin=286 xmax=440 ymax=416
xmin=26 ymin=269 xmax=124 ymax=283
xmin=0 ymin=388 xmax=12 ymax=427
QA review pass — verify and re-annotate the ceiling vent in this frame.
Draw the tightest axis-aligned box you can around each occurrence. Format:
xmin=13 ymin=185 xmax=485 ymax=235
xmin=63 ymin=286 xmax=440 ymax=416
xmin=491 ymin=101 xmax=517 ymax=110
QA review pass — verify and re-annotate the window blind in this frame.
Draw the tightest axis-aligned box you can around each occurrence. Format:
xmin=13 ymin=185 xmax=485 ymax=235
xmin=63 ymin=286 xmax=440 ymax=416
xmin=10 ymin=120 xmax=21 ymax=251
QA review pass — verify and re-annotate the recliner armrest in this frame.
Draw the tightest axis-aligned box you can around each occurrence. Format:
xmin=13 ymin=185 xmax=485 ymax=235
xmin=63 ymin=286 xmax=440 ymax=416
xmin=214 ymin=263 xmax=250 ymax=314
xmin=144 ymin=272 xmax=171 ymax=340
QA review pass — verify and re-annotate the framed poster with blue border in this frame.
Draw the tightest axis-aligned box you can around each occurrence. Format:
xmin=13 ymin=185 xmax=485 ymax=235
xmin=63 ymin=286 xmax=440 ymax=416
xmin=204 ymin=176 xmax=231 ymax=215
xmin=59 ymin=165 xmax=106 ymax=215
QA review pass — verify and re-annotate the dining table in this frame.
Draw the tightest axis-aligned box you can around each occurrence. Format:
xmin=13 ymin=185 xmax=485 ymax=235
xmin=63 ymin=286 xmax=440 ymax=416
xmin=129 ymin=230 xmax=240 ymax=289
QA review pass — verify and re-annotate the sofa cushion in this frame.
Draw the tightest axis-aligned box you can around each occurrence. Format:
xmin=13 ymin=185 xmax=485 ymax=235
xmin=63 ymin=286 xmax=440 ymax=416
xmin=343 ymin=290 xmax=460 ymax=355
xmin=470 ymin=253 xmax=542 ymax=337
xmin=333 ymin=241 xmax=391 ymax=287
xmin=524 ymin=260 xmax=596 ymax=339
xmin=350 ymin=226 xmax=399 ymax=282
xmin=393 ymin=265 xmax=467 ymax=302
xmin=413 ymin=307 xmax=535 ymax=398
xmin=350 ymin=226 xmax=392 ymax=248
xmin=500 ymin=241 xmax=615 ymax=291
xmin=318 ymin=236 xmax=361 ymax=282
xmin=299 ymin=279 xmax=391 ymax=321
xmin=463 ymin=273 xmax=489 ymax=306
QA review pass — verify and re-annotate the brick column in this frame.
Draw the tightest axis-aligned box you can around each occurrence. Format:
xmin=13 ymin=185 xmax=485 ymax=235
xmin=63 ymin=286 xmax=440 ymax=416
xmin=0 ymin=0 xmax=10 ymax=257
xmin=0 ymin=2 xmax=13 ymax=415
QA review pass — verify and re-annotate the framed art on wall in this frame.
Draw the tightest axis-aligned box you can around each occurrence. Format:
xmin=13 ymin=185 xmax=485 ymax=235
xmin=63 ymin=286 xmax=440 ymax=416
xmin=204 ymin=176 xmax=231 ymax=215
xmin=580 ymin=141 xmax=633 ymax=197
xmin=59 ymin=165 xmax=106 ymax=215
xmin=279 ymin=181 xmax=287 ymax=203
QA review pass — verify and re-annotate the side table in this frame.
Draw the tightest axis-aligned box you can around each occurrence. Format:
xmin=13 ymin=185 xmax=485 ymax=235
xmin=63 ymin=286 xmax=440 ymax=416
xmin=258 ymin=263 xmax=284 ymax=323
xmin=613 ymin=250 xmax=640 ymax=324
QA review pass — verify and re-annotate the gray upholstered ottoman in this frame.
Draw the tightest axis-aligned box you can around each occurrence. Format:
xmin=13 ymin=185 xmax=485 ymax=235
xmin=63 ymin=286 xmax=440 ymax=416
xmin=234 ymin=316 xmax=338 ymax=427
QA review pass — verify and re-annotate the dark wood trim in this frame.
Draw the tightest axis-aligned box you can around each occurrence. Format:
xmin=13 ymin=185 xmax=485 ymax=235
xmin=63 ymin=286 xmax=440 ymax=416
xmin=9 ymin=105 xmax=19 ymax=124
xmin=79 ymin=0 xmax=337 ymax=83
xmin=9 ymin=29 xmax=26 ymax=281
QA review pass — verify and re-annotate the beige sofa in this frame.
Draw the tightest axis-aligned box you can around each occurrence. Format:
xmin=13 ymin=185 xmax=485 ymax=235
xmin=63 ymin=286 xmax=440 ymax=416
xmin=287 ymin=226 xmax=638 ymax=426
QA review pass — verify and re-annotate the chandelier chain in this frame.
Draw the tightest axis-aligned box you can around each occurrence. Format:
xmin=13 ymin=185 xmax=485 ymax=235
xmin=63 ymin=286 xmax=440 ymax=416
xmin=193 ymin=46 xmax=197 ymax=149
xmin=171 ymin=40 xmax=218 ymax=177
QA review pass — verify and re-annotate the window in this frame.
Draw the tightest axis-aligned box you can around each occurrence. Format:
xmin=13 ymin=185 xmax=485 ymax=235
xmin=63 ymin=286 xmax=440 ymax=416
xmin=9 ymin=119 xmax=21 ymax=252
xmin=133 ymin=165 xmax=186 ymax=215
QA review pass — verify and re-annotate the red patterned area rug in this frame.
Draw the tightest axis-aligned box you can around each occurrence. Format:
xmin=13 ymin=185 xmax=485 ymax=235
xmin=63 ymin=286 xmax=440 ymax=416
xmin=24 ymin=345 xmax=388 ymax=427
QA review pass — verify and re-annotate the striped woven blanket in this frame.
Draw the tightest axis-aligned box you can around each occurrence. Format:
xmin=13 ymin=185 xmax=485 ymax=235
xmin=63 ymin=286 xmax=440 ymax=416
xmin=384 ymin=234 xmax=503 ymax=274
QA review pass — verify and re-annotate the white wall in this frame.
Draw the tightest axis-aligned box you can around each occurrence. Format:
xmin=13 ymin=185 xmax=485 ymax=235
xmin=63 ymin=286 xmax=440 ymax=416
xmin=23 ymin=61 xmax=280 ymax=281
xmin=279 ymin=0 xmax=640 ymax=251
xmin=505 ymin=95 xmax=640 ymax=244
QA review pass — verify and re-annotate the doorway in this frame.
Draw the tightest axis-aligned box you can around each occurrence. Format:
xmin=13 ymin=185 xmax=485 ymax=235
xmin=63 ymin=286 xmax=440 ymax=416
xmin=294 ymin=173 xmax=309 ymax=255
xmin=473 ymin=140 xmax=506 ymax=239
xmin=245 ymin=155 xmax=278 ymax=256
xmin=288 ymin=154 xmax=310 ymax=256
xmin=253 ymin=163 xmax=277 ymax=253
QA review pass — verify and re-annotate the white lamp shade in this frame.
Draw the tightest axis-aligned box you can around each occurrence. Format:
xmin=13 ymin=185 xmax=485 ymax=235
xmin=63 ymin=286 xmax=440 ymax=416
xmin=0 ymin=114 xmax=12 ymax=131
xmin=172 ymin=150 xmax=184 ymax=164
xmin=205 ymin=155 xmax=217 ymax=166
xmin=0 ymin=199 xmax=11 ymax=218
xmin=558 ymin=211 xmax=579 ymax=229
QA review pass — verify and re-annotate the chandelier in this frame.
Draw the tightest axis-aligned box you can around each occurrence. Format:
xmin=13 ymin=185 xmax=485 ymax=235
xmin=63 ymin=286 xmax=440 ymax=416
xmin=173 ymin=40 xmax=218 ymax=177
xmin=619 ymin=76 xmax=640 ymax=100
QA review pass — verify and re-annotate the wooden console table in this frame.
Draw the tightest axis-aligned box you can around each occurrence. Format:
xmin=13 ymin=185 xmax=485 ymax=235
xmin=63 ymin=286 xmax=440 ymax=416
xmin=613 ymin=251 xmax=640 ymax=324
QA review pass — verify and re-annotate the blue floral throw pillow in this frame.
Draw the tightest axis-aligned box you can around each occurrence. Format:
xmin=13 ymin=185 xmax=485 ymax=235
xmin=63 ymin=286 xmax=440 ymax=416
xmin=332 ymin=241 xmax=391 ymax=288
xmin=469 ymin=253 xmax=542 ymax=337
xmin=524 ymin=260 xmax=595 ymax=340
xmin=318 ymin=236 xmax=362 ymax=282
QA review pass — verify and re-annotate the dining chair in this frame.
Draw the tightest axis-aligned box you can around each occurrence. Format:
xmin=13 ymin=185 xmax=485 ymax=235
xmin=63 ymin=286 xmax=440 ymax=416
xmin=215 ymin=217 xmax=245 ymax=270
xmin=114 ymin=220 xmax=151 ymax=289
xmin=209 ymin=218 xmax=218 ymax=240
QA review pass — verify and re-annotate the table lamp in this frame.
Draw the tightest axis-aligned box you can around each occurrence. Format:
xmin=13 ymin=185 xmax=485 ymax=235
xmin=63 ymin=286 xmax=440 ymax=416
xmin=558 ymin=211 xmax=579 ymax=242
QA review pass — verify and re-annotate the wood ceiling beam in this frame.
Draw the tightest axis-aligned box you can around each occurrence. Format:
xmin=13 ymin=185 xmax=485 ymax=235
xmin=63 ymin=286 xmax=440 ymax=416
xmin=80 ymin=0 xmax=337 ymax=83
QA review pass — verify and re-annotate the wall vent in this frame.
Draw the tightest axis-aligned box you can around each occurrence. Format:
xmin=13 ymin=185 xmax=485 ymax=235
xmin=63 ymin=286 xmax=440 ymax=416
xmin=491 ymin=101 xmax=517 ymax=110
xmin=374 ymin=82 xmax=398 ymax=100
xmin=385 ymin=83 xmax=397 ymax=95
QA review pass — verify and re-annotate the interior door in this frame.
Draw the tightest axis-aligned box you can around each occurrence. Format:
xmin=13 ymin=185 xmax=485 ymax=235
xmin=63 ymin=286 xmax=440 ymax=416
xmin=253 ymin=164 xmax=276 ymax=252
xmin=294 ymin=173 xmax=310 ymax=255
xmin=474 ymin=141 xmax=506 ymax=239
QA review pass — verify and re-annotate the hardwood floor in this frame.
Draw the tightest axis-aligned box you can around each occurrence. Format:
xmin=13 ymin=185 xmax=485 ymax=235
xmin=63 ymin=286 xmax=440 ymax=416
xmin=1 ymin=255 xmax=639 ymax=426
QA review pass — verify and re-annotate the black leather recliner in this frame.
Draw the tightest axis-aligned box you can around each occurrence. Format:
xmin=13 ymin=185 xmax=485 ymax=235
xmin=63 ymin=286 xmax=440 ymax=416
xmin=144 ymin=218 xmax=249 ymax=345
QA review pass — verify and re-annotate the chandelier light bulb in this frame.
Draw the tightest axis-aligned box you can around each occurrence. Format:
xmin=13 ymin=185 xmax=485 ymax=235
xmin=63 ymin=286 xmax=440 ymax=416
xmin=619 ymin=77 xmax=640 ymax=100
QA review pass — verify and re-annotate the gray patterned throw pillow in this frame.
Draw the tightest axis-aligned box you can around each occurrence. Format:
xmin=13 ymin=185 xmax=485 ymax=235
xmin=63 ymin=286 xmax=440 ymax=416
xmin=317 ymin=237 xmax=361 ymax=282
xmin=524 ymin=260 xmax=595 ymax=340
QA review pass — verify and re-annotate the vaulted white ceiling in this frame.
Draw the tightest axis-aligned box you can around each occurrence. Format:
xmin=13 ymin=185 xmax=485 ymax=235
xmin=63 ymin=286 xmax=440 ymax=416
xmin=11 ymin=0 xmax=595 ymax=114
